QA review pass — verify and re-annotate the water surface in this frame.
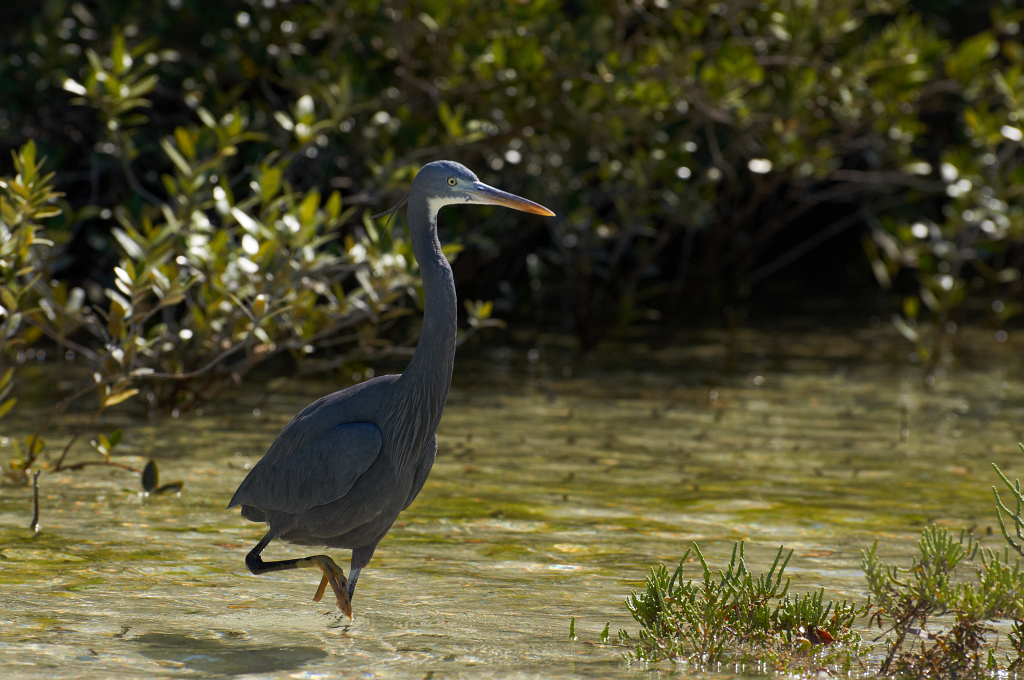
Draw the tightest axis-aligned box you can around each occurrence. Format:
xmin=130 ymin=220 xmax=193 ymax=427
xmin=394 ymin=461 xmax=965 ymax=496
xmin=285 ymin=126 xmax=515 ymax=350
xmin=2 ymin=326 xmax=1023 ymax=678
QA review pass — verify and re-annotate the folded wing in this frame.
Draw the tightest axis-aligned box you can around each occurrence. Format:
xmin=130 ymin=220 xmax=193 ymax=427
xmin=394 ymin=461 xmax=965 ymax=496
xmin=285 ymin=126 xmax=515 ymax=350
xmin=228 ymin=421 xmax=383 ymax=515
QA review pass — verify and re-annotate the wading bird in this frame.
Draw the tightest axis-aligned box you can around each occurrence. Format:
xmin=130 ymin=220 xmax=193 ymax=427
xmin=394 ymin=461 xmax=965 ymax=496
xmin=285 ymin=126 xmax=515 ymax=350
xmin=228 ymin=161 xmax=554 ymax=616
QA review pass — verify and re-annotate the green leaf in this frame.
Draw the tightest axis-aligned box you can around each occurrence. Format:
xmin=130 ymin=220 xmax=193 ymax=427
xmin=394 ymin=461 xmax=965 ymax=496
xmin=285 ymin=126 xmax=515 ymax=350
xmin=946 ymin=32 xmax=998 ymax=82
xmin=892 ymin=314 xmax=919 ymax=343
xmin=85 ymin=48 xmax=104 ymax=76
xmin=295 ymin=94 xmax=315 ymax=124
xmin=231 ymin=207 xmax=260 ymax=234
xmin=104 ymin=388 xmax=140 ymax=407
xmin=111 ymin=30 xmax=127 ymax=72
xmin=33 ymin=206 xmax=62 ymax=219
xmin=111 ymin=227 xmax=145 ymax=260
xmin=0 ymin=289 xmax=17 ymax=315
xmin=196 ymin=107 xmax=218 ymax=129
xmin=155 ymin=481 xmax=184 ymax=494
xmin=0 ymin=397 xmax=16 ymax=420
xmin=173 ymin=126 xmax=195 ymax=161
xmin=20 ymin=139 xmax=37 ymax=175
xmin=902 ymin=296 xmax=920 ymax=320
xmin=128 ymin=74 xmax=158 ymax=99
xmin=160 ymin=137 xmax=192 ymax=177
xmin=299 ymin=189 xmax=320 ymax=226
xmin=114 ymin=266 xmax=134 ymax=286
xmin=441 ymin=243 xmax=464 ymax=258
xmin=108 ymin=296 xmax=126 ymax=338
xmin=325 ymin=190 xmax=342 ymax=220
xmin=142 ymin=459 xmax=158 ymax=492
xmin=273 ymin=110 xmax=294 ymax=132
xmin=437 ymin=101 xmax=463 ymax=138
xmin=259 ymin=164 xmax=282 ymax=201
xmin=364 ymin=216 xmax=379 ymax=244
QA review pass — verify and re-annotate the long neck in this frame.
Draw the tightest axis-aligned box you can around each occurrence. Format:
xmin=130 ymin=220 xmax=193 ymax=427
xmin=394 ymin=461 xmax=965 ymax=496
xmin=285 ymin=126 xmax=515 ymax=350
xmin=398 ymin=194 xmax=457 ymax=420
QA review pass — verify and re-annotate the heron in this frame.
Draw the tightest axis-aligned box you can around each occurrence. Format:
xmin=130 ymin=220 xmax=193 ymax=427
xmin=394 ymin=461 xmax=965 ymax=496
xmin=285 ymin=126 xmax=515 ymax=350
xmin=228 ymin=160 xmax=554 ymax=617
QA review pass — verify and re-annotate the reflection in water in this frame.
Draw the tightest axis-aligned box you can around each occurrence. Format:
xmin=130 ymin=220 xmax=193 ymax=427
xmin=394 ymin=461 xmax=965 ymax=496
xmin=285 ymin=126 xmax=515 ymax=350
xmin=0 ymin=328 xmax=1022 ymax=678
xmin=133 ymin=632 xmax=327 ymax=676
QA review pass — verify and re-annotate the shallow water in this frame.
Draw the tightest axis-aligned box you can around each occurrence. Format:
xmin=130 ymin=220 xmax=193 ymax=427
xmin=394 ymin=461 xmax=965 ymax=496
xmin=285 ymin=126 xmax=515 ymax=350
xmin=2 ymin=326 xmax=1024 ymax=678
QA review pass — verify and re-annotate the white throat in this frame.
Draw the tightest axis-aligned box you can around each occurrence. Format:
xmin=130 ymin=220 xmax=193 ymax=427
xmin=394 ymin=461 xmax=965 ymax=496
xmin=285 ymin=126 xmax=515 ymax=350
xmin=425 ymin=196 xmax=448 ymax=220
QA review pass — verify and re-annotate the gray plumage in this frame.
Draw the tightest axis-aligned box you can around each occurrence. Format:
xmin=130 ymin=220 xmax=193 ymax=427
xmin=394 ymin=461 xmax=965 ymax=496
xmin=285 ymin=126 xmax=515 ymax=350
xmin=228 ymin=160 xmax=554 ymax=615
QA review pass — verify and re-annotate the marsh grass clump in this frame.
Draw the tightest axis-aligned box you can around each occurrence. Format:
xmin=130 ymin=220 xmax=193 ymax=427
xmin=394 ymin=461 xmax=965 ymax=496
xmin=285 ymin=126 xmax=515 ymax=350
xmin=618 ymin=542 xmax=863 ymax=673
xmin=863 ymin=525 xmax=1024 ymax=678
xmin=992 ymin=455 xmax=1024 ymax=672
xmin=993 ymin=451 xmax=1024 ymax=561
xmin=611 ymin=459 xmax=1024 ymax=677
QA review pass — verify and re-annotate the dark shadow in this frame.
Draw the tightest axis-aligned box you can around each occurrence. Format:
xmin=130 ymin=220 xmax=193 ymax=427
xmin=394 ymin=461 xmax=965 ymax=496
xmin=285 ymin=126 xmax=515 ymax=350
xmin=132 ymin=632 xmax=328 ymax=677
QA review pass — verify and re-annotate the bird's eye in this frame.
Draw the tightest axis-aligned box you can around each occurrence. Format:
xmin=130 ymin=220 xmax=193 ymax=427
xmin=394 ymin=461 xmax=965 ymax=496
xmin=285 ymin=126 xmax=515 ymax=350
xmin=447 ymin=177 xmax=457 ymax=186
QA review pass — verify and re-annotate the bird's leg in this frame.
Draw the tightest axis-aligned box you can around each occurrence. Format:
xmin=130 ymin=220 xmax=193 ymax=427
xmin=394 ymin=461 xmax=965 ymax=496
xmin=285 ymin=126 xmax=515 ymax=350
xmin=245 ymin=533 xmax=352 ymax=617
xmin=347 ymin=543 xmax=377 ymax=601
xmin=303 ymin=555 xmax=350 ymax=613
xmin=347 ymin=567 xmax=361 ymax=600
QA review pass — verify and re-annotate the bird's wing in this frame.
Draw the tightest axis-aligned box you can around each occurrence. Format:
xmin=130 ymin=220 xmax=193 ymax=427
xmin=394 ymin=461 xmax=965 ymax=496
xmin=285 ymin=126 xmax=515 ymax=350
xmin=402 ymin=436 xmax=437 ymax=511
xmin=228 ymin=421 xmax=382 ymax=516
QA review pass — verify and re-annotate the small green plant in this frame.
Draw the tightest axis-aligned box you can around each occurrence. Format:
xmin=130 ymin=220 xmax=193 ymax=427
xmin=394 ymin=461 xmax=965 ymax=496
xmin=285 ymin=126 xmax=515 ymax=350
xmin=618 ymin=541 xmax=862 ymax=673
xmin=993 ymin=454 xmax=1024 ymax=671
xmin=863 ymin=525 xmax=1024 ymax=678
xmin=606 ymin=457 xmax=1024 ymax=677
xmin=1 ymin=139 xmax=64 ymax=485
xmin=993 ymin=451 xmax=1024 ymax=560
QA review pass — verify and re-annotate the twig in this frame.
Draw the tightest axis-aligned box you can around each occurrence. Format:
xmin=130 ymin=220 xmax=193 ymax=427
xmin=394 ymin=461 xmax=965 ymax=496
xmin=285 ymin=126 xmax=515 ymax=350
xmin=56 ymin=460 xmax=142 ymax=473
xmin=23 ymin=341 xmax=246 ymax=470
xmin=22 ymin=316 xmax=102 ymax=362
xmin=29 ymin=469 xmax=41 ymax=532
xmin=829 ymin=169 xmax=945 ymax=191
xmin=704 ymin=120 xmax=738 ymax=183
xmin=118 ymin=142 xmax=164 ymax=206
xmin=26 ymin=378 xmax=116 ymax=470
xmin=745 ymin=193 xmax=915 ymax=285
xmin=52 ymin=403 xmax=106 ymax=471
xmin=136 ymin=339 xmax=250 ymax=381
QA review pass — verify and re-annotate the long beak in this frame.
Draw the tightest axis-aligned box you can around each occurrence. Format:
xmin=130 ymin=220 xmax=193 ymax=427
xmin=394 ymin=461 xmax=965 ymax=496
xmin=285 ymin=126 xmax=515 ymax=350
xmin=468 ymin=182 xmax=555 ymax=216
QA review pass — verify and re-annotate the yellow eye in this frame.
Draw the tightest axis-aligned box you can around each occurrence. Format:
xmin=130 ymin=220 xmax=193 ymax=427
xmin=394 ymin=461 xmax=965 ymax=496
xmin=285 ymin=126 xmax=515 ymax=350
xmin=447 ymin=177 xmax=457 ymax=186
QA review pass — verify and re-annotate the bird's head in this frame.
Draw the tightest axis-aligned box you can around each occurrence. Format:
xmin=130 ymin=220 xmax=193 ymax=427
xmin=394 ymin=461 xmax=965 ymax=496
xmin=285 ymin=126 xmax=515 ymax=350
xmin=413 ymin=160 xmax=555 ymax=217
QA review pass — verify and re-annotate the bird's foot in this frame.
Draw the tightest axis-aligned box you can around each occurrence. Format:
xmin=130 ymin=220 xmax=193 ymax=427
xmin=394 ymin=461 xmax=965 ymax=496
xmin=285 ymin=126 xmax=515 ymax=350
xmin=308 ymin=555 xmax=352 ymax=618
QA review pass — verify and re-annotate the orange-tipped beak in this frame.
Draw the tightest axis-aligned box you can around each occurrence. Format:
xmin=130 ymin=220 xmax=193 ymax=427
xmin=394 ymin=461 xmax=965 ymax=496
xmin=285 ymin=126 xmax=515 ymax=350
xmin=468 ymin=182 xmax=555 ymax=216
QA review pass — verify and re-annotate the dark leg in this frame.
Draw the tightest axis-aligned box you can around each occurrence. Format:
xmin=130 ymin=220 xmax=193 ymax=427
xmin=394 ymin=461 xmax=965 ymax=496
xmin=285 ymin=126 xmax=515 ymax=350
xmin=245 ymin=532 xmax=352 ymax=617
xmin=347 ymin=568 xmax=361 ymax=599
xmin=244 ymin=532 xmax=276 ymax=574
xmin=348 ymin=543 xmax=378 ymax=600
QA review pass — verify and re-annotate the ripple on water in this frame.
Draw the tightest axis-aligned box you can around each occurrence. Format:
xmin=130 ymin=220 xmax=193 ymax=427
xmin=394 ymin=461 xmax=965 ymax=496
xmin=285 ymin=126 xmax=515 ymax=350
xmin=1 ymin=327 xmax=1023 ymax=678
